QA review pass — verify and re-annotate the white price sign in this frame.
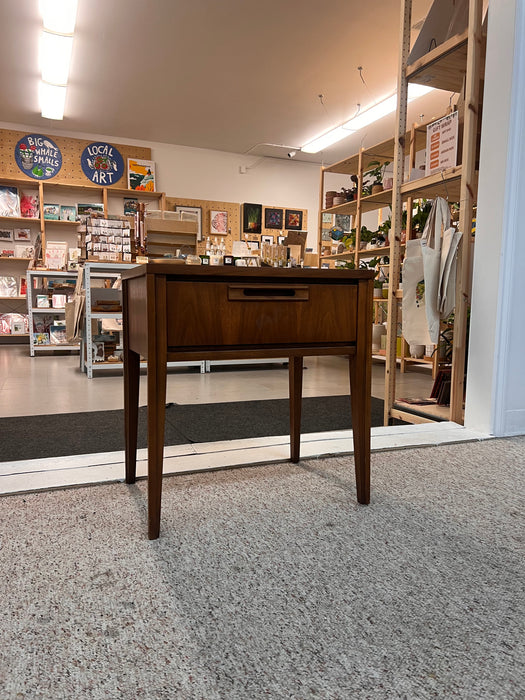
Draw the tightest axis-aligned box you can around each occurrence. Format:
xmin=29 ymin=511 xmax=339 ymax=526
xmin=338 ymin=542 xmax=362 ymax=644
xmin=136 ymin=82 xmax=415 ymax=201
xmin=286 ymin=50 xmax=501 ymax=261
xmin=425 ymin=111 xmax=459 ymax=176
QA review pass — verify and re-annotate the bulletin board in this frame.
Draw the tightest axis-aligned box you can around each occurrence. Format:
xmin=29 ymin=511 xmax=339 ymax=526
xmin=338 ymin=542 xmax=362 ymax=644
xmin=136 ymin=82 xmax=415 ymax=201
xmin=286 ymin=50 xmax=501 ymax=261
xmin=166 ymin=196 xmax=241 ymax=255
xmin=0 ymin=128 xmax=152 ymax=188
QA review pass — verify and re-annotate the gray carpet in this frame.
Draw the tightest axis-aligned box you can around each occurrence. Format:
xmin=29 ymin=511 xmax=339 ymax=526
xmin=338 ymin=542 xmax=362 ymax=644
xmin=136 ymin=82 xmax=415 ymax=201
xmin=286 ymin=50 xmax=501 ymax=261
xmin=1 ymin=437 xmax=524 ymax=699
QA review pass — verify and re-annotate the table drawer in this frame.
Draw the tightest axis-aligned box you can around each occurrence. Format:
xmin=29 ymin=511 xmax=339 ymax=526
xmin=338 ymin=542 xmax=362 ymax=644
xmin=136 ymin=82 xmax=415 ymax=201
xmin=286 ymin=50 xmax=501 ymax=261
xmin=166 ymin=280 xmax=358 ymax=348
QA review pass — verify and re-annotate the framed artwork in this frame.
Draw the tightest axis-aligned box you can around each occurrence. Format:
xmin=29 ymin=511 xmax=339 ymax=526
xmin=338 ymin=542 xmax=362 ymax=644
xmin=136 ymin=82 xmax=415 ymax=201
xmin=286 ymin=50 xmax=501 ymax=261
xmin=322 ymin=212 xmax=333 ymax=225
xmin=261 ymin=235 xmax=274 ymax=245
xmin=77 ymin=203 xmax=104 ymax=216
xmin=277 ymin=235 xmax=286 ymax=245
xmin=0 ymin=229 xmax=14 ymax=241
xmin=175 ymin=205 xmax=202 ymax=241
xmin=43 ymin=203 xmax=60 ymax=220
xmin=335 ymin=214 xmax=351 ymax=232
xmin=285 ymin=209 xmax=303 ymax=230
xmin=59 ymin=205 xmax=77 ymax=222
xmin=264 ymin=208 xmax=283 ymax=230
xmin=127 ymin=158 xmax=156 ymax=191
xmin=34 ymin=332 xmax=50 ymax=345
xmin=242 ymin=203 xmax=262 ymax=234
xmin=210 ymin=210 xmax=228 ymax=235
xmin=14 ymin=228 xmax=31 ymax=241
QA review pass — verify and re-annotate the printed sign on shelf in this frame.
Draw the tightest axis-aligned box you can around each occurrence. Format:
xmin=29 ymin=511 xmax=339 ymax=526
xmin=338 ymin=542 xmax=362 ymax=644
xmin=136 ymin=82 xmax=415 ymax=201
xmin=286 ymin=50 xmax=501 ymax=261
xmin=14 ymin=134 xmax=62 ymax=179
xmin=81 ymin=142 xmax=124 ymax=185
xmin=425 ymin=111 xmax=459 ymax=176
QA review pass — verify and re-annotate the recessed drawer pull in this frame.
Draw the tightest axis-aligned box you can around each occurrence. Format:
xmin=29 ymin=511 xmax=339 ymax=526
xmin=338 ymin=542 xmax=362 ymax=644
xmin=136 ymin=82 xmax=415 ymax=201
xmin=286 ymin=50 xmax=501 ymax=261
xmin=228 ymin=284 xmax=309 ymax=301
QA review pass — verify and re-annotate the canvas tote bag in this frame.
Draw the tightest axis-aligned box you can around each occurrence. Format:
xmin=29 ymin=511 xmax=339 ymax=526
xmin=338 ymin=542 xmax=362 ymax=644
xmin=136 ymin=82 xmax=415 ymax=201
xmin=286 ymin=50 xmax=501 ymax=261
xmin=65 ymin=266 xmax=85 ymax=343
xmin=402 ymin=238 xmax=432 ymax=346
xmin=420 ymin=197 xmax=450 ymax=343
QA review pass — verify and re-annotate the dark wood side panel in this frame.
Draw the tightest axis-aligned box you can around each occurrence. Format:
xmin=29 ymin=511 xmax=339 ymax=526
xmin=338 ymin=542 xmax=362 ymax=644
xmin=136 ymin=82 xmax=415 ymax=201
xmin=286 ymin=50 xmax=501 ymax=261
xmin=127 ymin=275 xmax=149 ymax=357
xmin=166 ymin=280 xmax=358 ymax=348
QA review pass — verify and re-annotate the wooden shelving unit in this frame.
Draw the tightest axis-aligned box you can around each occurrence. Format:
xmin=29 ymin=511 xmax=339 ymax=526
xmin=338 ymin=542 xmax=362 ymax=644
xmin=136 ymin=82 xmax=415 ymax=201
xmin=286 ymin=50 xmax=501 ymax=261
xmin=384 ymin=0 xmax=484 ymax=425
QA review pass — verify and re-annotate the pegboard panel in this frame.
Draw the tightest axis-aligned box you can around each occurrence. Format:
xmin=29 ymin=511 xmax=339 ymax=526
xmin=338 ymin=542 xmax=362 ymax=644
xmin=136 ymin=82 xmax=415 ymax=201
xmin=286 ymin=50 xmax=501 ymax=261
xmin=241 ymin=204 xmax=308 ymax=249
xmin=166 ymin=196 xmax=240 ymax=255
xmin=0 ymin=128 xmax=151 ymax=189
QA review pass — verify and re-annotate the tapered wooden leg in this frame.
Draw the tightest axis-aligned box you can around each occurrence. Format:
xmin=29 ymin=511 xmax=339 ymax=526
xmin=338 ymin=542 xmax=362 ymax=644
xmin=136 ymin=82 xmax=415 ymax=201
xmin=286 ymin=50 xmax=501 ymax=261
xmin=349 ymin=356 xmax=370 ymax=504
xmin=124 ymin=348 xmax=140 ymax=484
xmin=147 ymin=348 xmax=167 ymax=540
xmin=289 ymin=355 xmax=303 ymax=463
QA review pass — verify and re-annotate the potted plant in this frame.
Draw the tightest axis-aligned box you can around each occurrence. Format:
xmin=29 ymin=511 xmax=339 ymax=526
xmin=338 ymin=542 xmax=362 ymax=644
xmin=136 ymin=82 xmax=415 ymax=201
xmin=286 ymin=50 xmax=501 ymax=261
xmin=363 ymin=160 xmax=390 ymax=196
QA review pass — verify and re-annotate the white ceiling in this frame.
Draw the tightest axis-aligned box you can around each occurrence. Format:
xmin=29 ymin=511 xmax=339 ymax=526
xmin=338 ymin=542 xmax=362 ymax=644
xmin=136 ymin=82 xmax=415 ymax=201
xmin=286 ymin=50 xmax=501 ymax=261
xmin=0 ymin=0 xmax=453 ymax=164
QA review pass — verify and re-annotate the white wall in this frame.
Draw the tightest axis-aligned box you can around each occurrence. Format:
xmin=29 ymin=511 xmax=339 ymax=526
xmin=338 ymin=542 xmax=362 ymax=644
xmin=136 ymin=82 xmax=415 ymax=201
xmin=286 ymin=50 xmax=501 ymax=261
xmin=0 ymin=120 xmax=322 ymax=250
xmin=465 ymin=0 xmax=525 ymax=435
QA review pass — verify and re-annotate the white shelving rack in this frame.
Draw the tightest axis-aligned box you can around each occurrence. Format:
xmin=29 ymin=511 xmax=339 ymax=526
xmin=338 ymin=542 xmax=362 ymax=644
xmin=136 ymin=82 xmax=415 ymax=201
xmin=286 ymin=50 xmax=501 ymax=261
xmin=81 ymin=261 xmax=206 ymax=378
xmin=27 ymin=269 xmax=80 ymax=356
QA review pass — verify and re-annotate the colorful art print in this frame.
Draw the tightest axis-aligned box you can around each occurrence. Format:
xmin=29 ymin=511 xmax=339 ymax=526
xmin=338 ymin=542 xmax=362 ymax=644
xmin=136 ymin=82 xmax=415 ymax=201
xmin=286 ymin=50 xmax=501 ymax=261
xmin=33 ymin=332 xmax=50 ymax=345
xmin=285 ymin=209 xmax=303 ymax=230
xmin=77 ymin=203 xmax=104 ymax=216
xmin=242 ymin=203 xmax=263 ymax=234
xmin=0 ymin=229 xmax=14 ymax=241
xmin=123 ymin=198 xmax=138 ymax=216
xmin=335 ymin=214 xmax=351 ymax=232
xmin=127 ymin=158 xmax=156 ymax=192
xmin=20 ymin=193 xmax=39 ymax=218
xmin=210 ymin=210 xmax=228 ymax=235
xmin=0 ymin=248 xmax=15 ymax=257
xmin=14 ymin=134 xmax=62 ymax=180
xmin=322 ymin=212 xmax=334 ymax=225
xmin=264 ymin=208 xmax=283 ymax=230
xmin=14 ymin=228 xmax=31 ymax=241
xmin=50 ymin=325 xmax=68 ymax=345
xmin=81 ymin=142 xmax=124 ymax=185
xmin=174 ymin=206 xmax=202 ymax=241
xmin=43 ymin=203 xmax=60 ymax=220
xmin=0 ymin=186 xmax=20 ymax=217
xmin=59 ymin=205 xmax=77 ymax=222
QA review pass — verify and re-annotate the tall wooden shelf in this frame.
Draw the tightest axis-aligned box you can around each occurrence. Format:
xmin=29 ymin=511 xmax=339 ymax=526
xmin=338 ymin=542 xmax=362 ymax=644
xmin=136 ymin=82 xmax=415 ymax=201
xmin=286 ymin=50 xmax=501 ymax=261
xmin=385 ymin=0 xmax=484 ymax=426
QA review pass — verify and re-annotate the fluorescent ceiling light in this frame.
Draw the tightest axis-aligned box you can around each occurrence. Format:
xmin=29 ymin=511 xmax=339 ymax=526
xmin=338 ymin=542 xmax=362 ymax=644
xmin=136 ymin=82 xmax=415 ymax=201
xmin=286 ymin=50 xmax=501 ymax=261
xmin=301 ymin=85 xmax=435 ymax=153
xmin=40 ymin=30 xmax=73 ymax=85
xmin=301 ymin=126 xmax=350 ymax=154
xmin=39 ymin=81 xmax=67 ymax=119
xmin=39 ymin=0 xmax=78 ymax=34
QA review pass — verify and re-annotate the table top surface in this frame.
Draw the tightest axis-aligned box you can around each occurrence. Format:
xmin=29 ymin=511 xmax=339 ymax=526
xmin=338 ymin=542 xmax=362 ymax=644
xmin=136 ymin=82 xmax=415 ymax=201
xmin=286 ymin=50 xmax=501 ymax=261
xmin=121 ymin=262 xmax=376 ymax=282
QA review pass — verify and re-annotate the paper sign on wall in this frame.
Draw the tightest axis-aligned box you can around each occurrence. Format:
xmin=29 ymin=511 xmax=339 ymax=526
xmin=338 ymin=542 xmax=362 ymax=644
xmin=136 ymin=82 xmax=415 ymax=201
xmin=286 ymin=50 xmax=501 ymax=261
xmin=425 ymin=111 xmax=459 ymax=176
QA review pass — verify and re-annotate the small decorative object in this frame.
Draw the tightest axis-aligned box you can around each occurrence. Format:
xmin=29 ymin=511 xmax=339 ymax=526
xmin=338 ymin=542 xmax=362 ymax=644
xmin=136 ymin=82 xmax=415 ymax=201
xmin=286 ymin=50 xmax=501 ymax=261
xmin=409 ymin=344 xmax=426 ymax=359
xmin=210 ymin=210 xmax=228 ymax=235
xmin=81 ymin=142 xmax=124 ymax=185
xmin=127 ymin=158 xmax=156 ymax=191
xmin=0 ymin=186 xmax=21 ymax=217
xmin=242 ymin=203 xmax=263 ymax=234
xmin=59 ymin=205 xmax=76 ymax=222
xmin=14 ymin=134 xmax=62 ymax=179
xmin=285 ymin=209 xmax=303 ymax=230
xmin=34 ymin=332 xmax=50 ymax=345
xmin=43 ymin=203 xmax=60 ymax=220
xmin=223 ymin=255 xmax=234 ymax=266
xmin=175 ymin=205 xmax=202 ymax=241
xmin=0 ymin=229 xmax=14 ymax=241
xmin=37 ymin=295 xmax=50 ymax=307
xmin=264 ymin=208 xmax=283 ymax=230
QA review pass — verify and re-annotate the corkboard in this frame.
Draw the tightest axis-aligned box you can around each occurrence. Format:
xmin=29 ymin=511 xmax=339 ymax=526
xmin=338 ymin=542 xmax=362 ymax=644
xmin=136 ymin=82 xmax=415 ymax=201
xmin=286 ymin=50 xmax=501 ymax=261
xmin=166 ymin=197 xmax=241 ymax=255
xmin=0 ymin=128 xmax=151 ymax=189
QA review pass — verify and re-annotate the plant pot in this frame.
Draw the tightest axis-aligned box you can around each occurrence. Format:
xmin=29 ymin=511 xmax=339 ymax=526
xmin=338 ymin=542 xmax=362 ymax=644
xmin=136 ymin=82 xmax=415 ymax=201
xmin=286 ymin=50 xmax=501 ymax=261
xmin=372 ymin=323 xmax=387 ymax=353
xmin=371 ymin=184 xmax=384 ymax=194
xmin=373 ymin=287 xmax=383 ymax=298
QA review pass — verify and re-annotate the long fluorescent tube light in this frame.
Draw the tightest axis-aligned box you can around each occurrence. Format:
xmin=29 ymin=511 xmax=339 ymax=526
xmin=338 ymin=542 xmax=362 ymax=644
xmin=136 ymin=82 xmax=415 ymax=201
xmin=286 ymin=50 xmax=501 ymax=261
xmin=301 ymin=84 xmax=435 ymax=153
xmin=39 ymin=0 xmax=78 ymax=33
xmin=40 ymin=31 xmax=73 ymax=85
xmin=39 ymin=81 xmax=67 ymax=119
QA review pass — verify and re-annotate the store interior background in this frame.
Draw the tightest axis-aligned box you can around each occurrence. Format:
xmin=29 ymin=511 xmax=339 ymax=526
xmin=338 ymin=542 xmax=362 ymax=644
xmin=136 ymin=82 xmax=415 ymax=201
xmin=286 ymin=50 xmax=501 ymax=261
xmin=0 ymin=0 xmax=524 ymax=440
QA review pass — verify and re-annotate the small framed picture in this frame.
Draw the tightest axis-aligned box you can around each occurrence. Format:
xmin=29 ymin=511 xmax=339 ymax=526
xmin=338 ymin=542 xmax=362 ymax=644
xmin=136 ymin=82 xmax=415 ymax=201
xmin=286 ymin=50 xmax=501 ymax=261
xmin=201 ymin=256 xmax=210 ymax=265
xmin=264 ymin=208 xmax=283 ymax=230
xmin=261 ymin=235 xmax=274 ymax=245
xmin=175 ymin=205 xmax=202 ymax=241
xmin=223 ymin=255 xmax=234 ymax=266
xmin=0 ymin=229 xmax=14 ymax=241
xmin=210 ymin=210 xmax=228 ymax=235
xmin=277 ymin=235 xmax=286 ymax=245
xmin=14 ymin=228 xmax=31 ymax=241
xmin=11 ymin=319 xmax=26 ymax=335
xmin=285 ymin=209 xmax=303 ymax=230
xmin=34 ymin=332 xmax=50 ymax=345
xmin=242 ymin=203 xmax=262 ymax=234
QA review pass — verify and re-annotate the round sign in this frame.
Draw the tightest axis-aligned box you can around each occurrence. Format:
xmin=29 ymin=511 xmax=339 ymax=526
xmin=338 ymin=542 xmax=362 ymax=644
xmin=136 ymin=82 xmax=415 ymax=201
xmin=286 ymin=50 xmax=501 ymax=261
xmin=81 ymin=142 xmax=124 ymax=185
xmin=14 ymin=134 xmax=62 ymax=179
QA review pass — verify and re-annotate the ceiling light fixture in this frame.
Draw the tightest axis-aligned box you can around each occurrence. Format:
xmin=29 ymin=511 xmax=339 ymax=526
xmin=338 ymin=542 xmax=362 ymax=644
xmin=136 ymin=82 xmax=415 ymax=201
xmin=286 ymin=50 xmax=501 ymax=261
xmin=301 ymin=84 xmax=434 ymax=154
xmin=38 ymin=0 xmax=78 ymax=120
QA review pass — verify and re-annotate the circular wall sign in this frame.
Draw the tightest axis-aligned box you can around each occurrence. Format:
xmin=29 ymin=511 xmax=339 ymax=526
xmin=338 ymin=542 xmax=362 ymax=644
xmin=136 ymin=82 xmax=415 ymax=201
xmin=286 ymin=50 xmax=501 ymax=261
xmin=14 ymin=134 xmax=62 ymax=179
xmin=81 ymin=142 xmax=124 ymax=185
